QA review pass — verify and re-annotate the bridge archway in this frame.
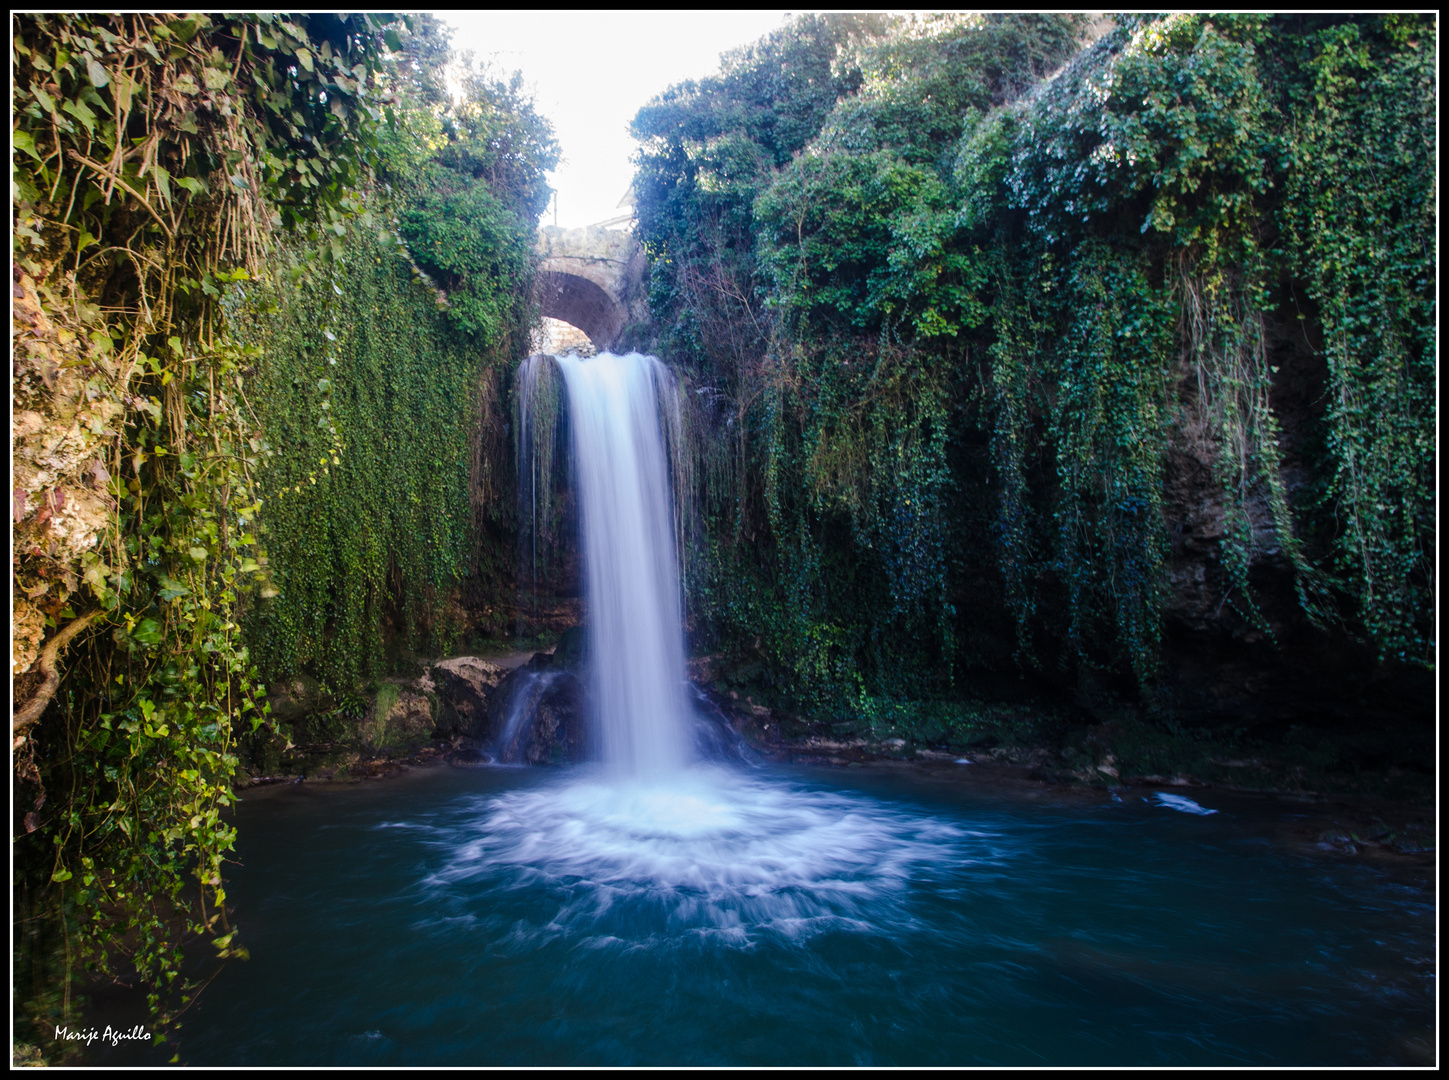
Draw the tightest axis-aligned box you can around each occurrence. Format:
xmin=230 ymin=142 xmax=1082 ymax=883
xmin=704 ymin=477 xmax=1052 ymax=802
xmin=536 ymin=268 xmax=626 ymax=349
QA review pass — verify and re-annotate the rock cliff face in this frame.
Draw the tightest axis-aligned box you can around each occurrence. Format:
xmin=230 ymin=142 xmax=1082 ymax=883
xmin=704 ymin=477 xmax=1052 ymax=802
xmin=11 ymin=269 xmax=121 ymax=678
xmin=1149 ymin=298 xmax=1429 ymax=732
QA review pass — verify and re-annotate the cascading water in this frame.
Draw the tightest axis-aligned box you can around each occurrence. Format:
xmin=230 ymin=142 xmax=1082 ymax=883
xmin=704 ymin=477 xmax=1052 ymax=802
xmin=554 ymin=352 xmax=689 ymax=775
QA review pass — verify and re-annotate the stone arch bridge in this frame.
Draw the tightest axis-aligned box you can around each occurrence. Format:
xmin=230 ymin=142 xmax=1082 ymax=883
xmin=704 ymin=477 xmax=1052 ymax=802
xmin=534 ymin=223 xmax=646 ymax=351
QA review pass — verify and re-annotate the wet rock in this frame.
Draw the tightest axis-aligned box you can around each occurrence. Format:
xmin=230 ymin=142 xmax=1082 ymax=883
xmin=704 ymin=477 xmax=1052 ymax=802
xmin=915 ymin=748 xmax=957 ymax=761
xmin=685 ymin=684 xmax=757 ymax=763
xmin=485 ymin=665 xmax=537 ymax=746
xmin=489 ymin=667 xmax=587 ymax=765
xmin=552 ymin=625 xmax=588 ymax=670
xmin=346 ymin=758 xmax=405 ymax=781
xmin=686 ymin=653 xmax=721 ymax=685
xmin=1031 ymin=760 xmax=1086 ymax=785
xmin=359 ymin=684 xmax=433 ymax=754
xmin=528 ymin=677 xmax=588 ymax=765
xmin=1316 ymin=830 xmax=1359 ymax=855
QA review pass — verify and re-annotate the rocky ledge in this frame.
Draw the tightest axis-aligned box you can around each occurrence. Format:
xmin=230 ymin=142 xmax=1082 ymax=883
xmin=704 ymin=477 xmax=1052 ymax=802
xmin=241 ymin=639 xmax=589 ymax=785
xmin=682 ymin=673 xmax=1434 ymax=868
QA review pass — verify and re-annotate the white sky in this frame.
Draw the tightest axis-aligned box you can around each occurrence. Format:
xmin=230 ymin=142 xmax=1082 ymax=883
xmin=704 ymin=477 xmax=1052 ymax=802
xmin=440 ymin=11 xmax=793 ymax=229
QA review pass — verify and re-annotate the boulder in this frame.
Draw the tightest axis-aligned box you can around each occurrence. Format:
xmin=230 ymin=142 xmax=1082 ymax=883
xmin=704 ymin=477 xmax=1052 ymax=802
xmin=552 ymin=625 xmax=588 ymax=670
xmin=432 ymin=655 xmax=505 ymax=697
xmin=430 ymin=656 xmax=506 ymax=740
xmin=685 ymin=683 xmax=757 ymax=763
xmin=359 ymin=684 xmax=434 ymax=753
xmin=685 ymin=653 xmax=721 ymax=685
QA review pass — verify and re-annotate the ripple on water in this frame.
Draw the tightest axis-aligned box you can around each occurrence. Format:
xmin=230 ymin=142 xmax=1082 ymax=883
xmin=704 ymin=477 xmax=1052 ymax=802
xmin=416 ymin=765 xmax=1007 ymax=947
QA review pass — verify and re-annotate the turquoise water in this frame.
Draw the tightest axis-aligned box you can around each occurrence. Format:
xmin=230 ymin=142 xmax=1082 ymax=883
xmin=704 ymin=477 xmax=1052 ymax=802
xmin=101 ymin=764 xmax=1432 ymax=1066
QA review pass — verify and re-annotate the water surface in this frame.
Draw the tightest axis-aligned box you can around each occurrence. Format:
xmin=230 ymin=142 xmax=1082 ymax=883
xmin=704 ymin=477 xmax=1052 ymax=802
xmin=105 ymin=764 xmax=1432 ymax=1066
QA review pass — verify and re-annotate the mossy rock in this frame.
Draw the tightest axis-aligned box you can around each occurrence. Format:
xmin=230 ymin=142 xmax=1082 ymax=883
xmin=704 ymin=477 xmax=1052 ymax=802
xmin=358 ymin=683 xmax=433 ymax=753
xmin=267 ymin=673 xmax=323 ymax=723
xmin=251 ymin=734 xmax=284 ymax=776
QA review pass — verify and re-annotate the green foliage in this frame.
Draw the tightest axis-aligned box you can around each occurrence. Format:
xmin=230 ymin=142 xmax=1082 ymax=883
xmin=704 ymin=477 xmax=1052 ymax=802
xmin=12 ymin=11 xmax=393 ymax=1044
xmin=13 ymin=9 xmax=554 ymax=1047
xmin=397 ymin=179 xmax=521 ymax=339
xmin=978 ymin=15 xmax=1291 ymax=674
xmin=757 ymin=14 xmax=1085 ymax=339
xmin=637 ymin=15 xmax=1086 ymax=712
xmin=234 ymin=231 xmax=474 ymax=689
xmin=1044 ymin=244 xmax=1175 ymax=683
xmin=630 ymin=13 xmax=887 ymax=372
xmin=393 ymin=66 xmax=557 ymax=340
xmin=757 ymin=150 xmax=977 ymax=336
xmin=988 ymin=13 xmax=1434 ymax=669
xmin=1007 ymin=14 xmax=1272 ymax=249
xmin=1275 ymin=15 xmax=1436 ymax=663
xmin=239 ymin=39 xmax=555 ymax=694
xmin=10 ymin=10 xmax=555 ymax=1047
xmin=634 ymin=12 xmax=1436 ymax=722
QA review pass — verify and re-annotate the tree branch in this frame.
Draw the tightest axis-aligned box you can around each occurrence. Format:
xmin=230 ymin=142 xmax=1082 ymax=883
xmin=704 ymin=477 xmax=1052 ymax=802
xmin=12 ymin=609 xmax=105 ymax=741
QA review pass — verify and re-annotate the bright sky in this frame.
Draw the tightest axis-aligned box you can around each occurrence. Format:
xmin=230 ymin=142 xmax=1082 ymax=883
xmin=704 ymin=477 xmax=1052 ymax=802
xmin=440 ymin=11 xmax=792 ymax=229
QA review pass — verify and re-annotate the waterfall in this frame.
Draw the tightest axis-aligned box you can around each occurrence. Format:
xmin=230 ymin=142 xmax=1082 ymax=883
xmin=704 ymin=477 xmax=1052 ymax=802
xmin=461 ymin=352 xmax=961 ymax=957
xmin=556 ymin=351 xmax=689 ymax=775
